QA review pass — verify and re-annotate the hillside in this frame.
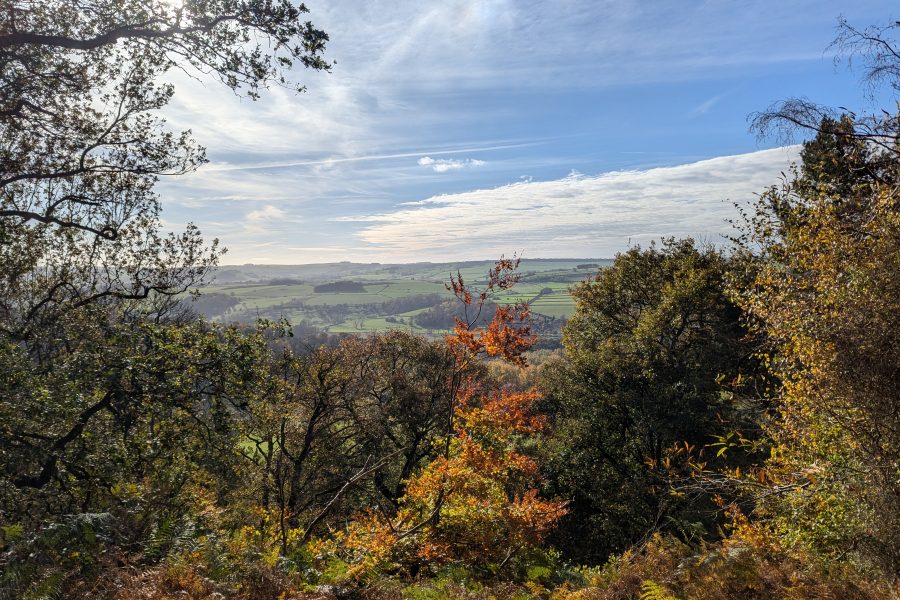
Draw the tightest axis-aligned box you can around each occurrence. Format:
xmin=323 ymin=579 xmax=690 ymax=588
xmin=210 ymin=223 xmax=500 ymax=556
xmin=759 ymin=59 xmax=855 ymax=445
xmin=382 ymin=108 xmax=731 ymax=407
xmin=192 ymin=259 xmax=612 ymax=339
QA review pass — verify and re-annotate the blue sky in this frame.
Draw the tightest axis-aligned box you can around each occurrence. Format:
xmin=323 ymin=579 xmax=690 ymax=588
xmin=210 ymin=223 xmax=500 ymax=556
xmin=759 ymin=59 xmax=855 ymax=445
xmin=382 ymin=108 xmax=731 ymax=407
xmin=156 ymin=1 xmax=895 ymax=264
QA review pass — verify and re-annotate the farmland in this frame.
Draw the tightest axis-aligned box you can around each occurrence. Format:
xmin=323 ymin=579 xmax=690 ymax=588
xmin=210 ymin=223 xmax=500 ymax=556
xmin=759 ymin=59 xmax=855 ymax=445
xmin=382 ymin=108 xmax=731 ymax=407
xmin=192 ymin=259 xmax=611 ymax=340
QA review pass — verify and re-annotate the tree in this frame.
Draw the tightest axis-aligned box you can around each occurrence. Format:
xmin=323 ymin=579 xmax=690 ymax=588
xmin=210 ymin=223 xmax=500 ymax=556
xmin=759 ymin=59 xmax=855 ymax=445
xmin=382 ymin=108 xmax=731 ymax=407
xmin=234 ymin=331 xmax=457 ymax=556
xmin=339 ymin=332 xmax=457 ymax=508
xmin=0 ymin=316 xmax=281 ymax=594
xmin=318 ymin=258 xmax=565 ymax=579
xmin=0 ymin=3 xmax=331 ymax=593
xmin=0 ymin=0 xmax=332 ymax=500
xmin=1 ymin=0 xmax=329 ymax=235
xmin=735 ymin=17 xmax=900 ymax=576
xmin=732 ymin=125 xmax=900 ymax=576
xmin=539 ymin=239 xmax=755 ymax=563
xmin=364 ymin=386 xmax=565 ymax=573
xmin=750 ymin=18 xmax=900 ymax=159
xmin=0 ymin=0 xmax=330 ymax=334
xmin=0 ymin=215 xmax=218 ymax=342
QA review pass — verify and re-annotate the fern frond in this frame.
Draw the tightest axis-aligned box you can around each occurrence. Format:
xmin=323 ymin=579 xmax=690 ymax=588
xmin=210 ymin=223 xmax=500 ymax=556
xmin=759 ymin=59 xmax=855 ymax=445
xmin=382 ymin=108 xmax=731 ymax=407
xmin=639 ymin=579 xmax=678 ymax=600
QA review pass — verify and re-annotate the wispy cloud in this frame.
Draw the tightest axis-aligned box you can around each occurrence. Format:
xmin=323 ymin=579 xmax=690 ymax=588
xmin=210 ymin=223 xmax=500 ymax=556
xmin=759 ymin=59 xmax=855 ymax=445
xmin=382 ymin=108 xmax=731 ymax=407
xmin=151 ymin=0 xmax=883 ymax=264
xmin=690 ymin=90 xmax=731 ymax=116
xmin=241 ymin=204 xmax=302 ymax=236
xmin=417 ymin=156 xmax=486 ymax=172
xmin=337 ymin=147 xmax=800 ymax=261
xmin=199 ymin=143 xmax=519 ymax=173
xmin=246 ymin=205 xmax=288 ymax=223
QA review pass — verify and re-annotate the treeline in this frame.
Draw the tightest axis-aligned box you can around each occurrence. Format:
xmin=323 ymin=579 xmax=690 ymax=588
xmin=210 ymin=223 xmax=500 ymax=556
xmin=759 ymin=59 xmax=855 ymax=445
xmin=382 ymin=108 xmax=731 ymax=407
xmin=222 ymin=293 xmax=448 ymax=328
xmin=190 ymin=292 xmax=241 ymax=318
xmin=312 ymin=281 xmax=367 ymax=293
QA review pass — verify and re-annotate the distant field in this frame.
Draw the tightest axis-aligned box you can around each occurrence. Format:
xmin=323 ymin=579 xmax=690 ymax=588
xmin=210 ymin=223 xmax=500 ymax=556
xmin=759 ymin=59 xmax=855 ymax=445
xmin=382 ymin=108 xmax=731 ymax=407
xmin=191 ymin=259 xmax=611 ymax=339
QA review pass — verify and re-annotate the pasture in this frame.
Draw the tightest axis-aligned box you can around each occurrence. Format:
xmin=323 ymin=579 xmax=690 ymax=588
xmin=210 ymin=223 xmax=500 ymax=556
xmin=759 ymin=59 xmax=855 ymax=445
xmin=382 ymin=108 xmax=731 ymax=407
xmin=194 ymin=259 xmax=611 ymax=337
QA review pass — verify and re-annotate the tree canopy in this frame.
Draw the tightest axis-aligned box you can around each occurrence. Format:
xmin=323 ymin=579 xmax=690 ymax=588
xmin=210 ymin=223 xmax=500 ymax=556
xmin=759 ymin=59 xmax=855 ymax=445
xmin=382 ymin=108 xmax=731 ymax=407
xmin=538 ymin=239 xmax=756 ymax=562
xmin=0 ymin=8 xmax=897 ymax=599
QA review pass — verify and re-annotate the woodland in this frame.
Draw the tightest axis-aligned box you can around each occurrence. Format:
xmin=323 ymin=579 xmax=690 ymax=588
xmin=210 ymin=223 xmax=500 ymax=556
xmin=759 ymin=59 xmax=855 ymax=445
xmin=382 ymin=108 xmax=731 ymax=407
xmin=0 ymin=2 xmax=898 ymax=598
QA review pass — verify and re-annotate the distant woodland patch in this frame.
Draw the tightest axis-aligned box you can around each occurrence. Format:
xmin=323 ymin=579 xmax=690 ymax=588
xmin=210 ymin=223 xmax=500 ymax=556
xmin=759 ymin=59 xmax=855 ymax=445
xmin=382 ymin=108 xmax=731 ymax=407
xmin=189 ymin=292 xmax=240 ymax=316
xmin=312 ymin=280 xmax=367 ymax=293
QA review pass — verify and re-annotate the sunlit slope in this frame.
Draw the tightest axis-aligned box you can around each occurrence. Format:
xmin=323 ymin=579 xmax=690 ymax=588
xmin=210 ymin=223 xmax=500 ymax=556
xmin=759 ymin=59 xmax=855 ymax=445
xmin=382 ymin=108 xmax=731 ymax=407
xmin=196 ymin=259 xmax=611 ymax=333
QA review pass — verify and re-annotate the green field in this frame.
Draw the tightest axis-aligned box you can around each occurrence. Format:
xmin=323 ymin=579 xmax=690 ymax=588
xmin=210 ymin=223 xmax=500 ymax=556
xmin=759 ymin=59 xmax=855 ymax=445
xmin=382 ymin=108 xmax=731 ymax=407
xmin=192 ymin=259 xmax=611 ymax=338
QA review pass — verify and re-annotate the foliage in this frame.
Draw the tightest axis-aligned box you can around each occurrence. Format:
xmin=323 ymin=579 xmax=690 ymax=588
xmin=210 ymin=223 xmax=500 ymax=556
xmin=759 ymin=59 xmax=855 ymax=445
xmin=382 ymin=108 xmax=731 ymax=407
xmin=539 ymin=239 xmax=757 ymax=563
xmin=724 ymin=18 xmax=900 ymax=579
xmin=0 ymin=316 xmax=276 ymax=595
xmin=315 ymin=258 xmax=565 ymax=581
xmin=1 ymin=4 xmax=330 ymax=594
xmin=2 ymin=8 xmax=899 ymax=598
xmin=0 ymin=0 xmax=329 ymax=351
xmin=313 ymin=281 xmax=368 ymax=293
xmin=561 ymin=525 xmax=892 ymax=600
xmin=730 ymin=119 xmax=900 ymax=575
xmin=1 ymin=0 xmax=329 ymax=235
xmin=236 ymin=329 xmax=459 ymax=559
xmin=393 ymin=388 xmax=565 ymax=567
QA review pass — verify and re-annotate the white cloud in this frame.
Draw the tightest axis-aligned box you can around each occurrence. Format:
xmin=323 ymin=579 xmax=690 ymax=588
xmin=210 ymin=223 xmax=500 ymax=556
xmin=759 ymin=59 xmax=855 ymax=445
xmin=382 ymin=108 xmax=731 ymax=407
xmin=417 ymin=156 xmax=487 ymax=172
xmin=238 ymin=204 xmax=301 ymax=237
xmin=149 ymin=0 xmax=880 ymax=265
xmin=197 ymin=144 xmax=516 ymax=173
xmin=160 ymin=0 xmax=840 ymax=176
xmin=341 ymin=147 xmax=800 ymax=261
xmin=246 ymin=205 xmax=288 ymax=223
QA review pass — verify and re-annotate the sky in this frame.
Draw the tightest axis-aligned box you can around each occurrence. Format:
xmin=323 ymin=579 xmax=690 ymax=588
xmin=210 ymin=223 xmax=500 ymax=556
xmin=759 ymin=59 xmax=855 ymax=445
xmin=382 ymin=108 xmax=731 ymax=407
xmin=156 ymin=0 xmax=895 ymax=264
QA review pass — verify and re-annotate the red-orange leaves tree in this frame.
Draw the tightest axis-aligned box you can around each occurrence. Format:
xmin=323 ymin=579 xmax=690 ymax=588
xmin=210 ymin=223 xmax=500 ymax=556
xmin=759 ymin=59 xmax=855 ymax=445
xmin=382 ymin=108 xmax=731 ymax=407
xmin=445 ymin=256 xmax=536 ymax=367
xmin=324 ymin=257 xmax=564 ymax=579
xmin=398 ymin=386 xmax=565 ymax=567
